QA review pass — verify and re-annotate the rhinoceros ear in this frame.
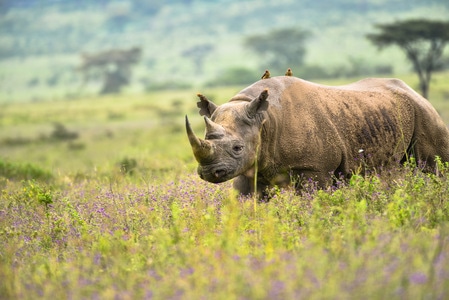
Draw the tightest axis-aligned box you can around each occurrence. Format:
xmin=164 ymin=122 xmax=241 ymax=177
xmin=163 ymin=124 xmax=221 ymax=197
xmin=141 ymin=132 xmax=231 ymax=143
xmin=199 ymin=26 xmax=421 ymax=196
xmin=247 ymin=89 xmax=269 ymax=118
xmin=197 ymin=93 xmax=218 ymax=118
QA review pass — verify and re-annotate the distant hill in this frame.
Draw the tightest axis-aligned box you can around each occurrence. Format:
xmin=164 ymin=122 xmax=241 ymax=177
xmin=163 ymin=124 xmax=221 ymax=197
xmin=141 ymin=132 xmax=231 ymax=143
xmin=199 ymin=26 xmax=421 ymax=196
xmin=0 ymin=0 xmax=448 ymax=101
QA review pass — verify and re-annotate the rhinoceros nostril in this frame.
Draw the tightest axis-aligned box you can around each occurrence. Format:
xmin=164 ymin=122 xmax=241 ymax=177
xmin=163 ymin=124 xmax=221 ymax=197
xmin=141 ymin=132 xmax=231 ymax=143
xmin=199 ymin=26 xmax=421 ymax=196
xmin=214 ymin=169 xmax=227 ymax=178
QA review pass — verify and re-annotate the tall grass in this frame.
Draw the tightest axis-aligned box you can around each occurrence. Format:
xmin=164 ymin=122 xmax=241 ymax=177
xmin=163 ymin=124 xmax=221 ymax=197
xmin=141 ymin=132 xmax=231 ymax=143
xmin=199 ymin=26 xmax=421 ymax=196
xmin=1 ymin=162 xmax=448 ymax=298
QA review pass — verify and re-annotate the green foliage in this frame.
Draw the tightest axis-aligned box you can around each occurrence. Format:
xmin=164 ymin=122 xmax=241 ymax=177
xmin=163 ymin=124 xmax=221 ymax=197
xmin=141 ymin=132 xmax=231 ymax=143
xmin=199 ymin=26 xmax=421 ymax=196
xmin=0 ymin=158 xmax=53 ymax=181
xmin=118 ymin=157 xmax=137 ymax=175
xmin=24 ymin=180 xmax=53 ymax=207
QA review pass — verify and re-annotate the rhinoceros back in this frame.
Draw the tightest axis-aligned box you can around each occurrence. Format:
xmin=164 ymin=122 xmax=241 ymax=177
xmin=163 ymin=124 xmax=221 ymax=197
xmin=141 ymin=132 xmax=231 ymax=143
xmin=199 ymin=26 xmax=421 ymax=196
xmin=230 ymin=76 xmax=302 ymax=107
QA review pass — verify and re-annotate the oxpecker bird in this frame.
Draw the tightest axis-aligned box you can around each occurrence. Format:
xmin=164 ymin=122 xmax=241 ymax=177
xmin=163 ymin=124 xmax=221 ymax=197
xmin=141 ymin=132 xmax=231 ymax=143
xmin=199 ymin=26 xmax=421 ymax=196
xmin=285 ymin=68 xmax=293 ymax=76
xmin=261 ymin=69 xmax=270 ymax=79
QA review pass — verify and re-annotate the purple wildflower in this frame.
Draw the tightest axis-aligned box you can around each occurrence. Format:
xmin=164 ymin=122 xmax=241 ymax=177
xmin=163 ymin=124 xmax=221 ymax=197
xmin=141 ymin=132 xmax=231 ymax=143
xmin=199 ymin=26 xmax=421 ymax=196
xmin=409 ymin=272 xmax=427 ymax=284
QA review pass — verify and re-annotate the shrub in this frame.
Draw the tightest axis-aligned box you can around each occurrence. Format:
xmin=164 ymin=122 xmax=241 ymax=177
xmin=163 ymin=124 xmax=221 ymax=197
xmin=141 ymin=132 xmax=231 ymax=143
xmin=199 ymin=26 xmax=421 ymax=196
xmin=118 ymin=157 xmax=137 ymax=175
xmin=0 ymin=158 xmax=52 ymax=181
xmin=2 ymin=136 xmax=34 ymax=146
xmin=50 ymin=123 xmax=79 ymax=141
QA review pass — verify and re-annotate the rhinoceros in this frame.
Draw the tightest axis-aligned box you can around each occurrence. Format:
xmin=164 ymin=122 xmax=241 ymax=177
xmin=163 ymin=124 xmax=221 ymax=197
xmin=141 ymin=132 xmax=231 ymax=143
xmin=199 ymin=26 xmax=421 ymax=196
xmin=185 ymin=75 xmax=449 ymax=196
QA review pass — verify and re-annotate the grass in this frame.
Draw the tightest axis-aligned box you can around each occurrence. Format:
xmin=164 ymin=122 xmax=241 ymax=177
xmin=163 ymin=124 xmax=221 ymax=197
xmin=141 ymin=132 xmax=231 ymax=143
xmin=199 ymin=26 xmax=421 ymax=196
xmin=1 ymin=164 xmax=449 ymax=298
xmin=1 ymin=72 xmax=449 ymax=298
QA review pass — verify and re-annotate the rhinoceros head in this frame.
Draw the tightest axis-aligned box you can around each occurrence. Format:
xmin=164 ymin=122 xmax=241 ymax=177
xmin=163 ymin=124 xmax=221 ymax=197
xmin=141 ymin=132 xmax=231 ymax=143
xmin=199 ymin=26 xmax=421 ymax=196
xmin=186 ymin=89 xmax=269 ymax=183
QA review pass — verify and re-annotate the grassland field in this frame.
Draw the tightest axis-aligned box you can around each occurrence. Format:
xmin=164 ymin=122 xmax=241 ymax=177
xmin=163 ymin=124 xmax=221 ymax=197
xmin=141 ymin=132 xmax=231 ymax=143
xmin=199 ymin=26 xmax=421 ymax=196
xmin=1 ymin=71 xmax=449 ymax=298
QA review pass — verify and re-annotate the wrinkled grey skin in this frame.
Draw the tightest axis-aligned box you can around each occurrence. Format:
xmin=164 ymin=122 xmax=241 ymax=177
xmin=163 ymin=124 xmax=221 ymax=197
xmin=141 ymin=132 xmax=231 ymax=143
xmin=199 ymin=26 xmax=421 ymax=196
xmin=186 ymin=76 xmax=449 ymax=196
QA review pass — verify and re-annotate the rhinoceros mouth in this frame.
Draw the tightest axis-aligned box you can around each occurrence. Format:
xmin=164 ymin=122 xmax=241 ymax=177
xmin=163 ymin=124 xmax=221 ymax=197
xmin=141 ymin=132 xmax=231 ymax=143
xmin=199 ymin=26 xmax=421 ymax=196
xmin=197 ymin=165 xmax=234 ymax=183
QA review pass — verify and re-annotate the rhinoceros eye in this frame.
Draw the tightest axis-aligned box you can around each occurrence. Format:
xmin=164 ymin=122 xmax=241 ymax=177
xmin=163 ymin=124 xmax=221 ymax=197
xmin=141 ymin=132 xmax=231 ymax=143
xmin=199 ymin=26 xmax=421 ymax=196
xmin=232 ymin=145 xmax=244 ymax=153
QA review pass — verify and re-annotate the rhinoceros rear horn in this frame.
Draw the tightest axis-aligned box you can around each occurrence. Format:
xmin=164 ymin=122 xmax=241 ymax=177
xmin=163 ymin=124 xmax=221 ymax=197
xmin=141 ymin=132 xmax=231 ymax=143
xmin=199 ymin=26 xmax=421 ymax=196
xmin=204 ymin=116 xmax=225 ymax=138
xmin=247 ymin=89 xmax=269 ymax=118
xmin=185 ymin=115 xmax=213 ymax=162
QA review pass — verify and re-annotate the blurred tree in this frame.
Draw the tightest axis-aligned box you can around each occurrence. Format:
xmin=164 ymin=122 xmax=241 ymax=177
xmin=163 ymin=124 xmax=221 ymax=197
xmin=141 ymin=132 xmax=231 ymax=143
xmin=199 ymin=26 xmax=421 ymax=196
xmin=367 ymin=19 xmax=449 ymax=99
xmin=244 ymin=28 xmax=310 ymax=75
xmin=205 ymin=67 xmax=259 ymax=87
xmin=79 ymin=47 xmax=142 ymax=94
xmin=182 ymin=44 xmax=214 ymax=75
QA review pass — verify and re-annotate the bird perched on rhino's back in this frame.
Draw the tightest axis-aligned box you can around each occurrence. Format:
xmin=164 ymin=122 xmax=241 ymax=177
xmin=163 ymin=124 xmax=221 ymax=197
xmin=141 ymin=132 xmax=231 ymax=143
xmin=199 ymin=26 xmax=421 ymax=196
xmin=186 ymin=74 xmax=449 ymax=197
xmin=261 ymin=69 xmax=270 ymax=79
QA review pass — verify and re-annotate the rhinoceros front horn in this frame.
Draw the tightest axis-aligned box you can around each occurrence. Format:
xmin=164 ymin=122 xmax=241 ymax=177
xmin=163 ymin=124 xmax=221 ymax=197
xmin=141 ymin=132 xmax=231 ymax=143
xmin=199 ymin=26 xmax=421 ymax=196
xmin=185 ymin=115 xmax=213 ymax=162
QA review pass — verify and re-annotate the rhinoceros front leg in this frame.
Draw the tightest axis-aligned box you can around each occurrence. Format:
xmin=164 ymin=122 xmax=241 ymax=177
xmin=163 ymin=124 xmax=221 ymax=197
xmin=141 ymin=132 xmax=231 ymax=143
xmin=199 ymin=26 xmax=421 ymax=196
xmin=232 ymin=175 xmax=269 ymax=198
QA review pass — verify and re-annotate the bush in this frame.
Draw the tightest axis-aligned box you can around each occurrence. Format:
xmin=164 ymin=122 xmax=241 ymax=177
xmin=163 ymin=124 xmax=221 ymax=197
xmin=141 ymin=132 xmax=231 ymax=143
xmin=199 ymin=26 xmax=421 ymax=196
xmin=118 ymin=157 xmax=137 ymax=175
xmin=50 ymin=123 xmax=79 ymax=141
xmin=0 ymin=158 xmax=52 ymax=181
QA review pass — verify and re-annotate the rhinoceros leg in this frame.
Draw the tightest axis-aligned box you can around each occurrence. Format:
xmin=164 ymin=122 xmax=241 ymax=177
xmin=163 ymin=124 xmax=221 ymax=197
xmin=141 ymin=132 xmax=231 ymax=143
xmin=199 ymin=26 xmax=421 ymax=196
xmin=233 ymin=175 xmax=269 ymax=198
xmin=232 ymin=175 xmax=251 ymax=196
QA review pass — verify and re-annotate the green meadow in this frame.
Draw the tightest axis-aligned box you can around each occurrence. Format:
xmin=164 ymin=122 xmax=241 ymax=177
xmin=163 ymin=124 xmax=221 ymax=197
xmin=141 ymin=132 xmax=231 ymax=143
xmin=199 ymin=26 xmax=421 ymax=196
xmin=1 ymin=72 xmax=449 ymax=299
